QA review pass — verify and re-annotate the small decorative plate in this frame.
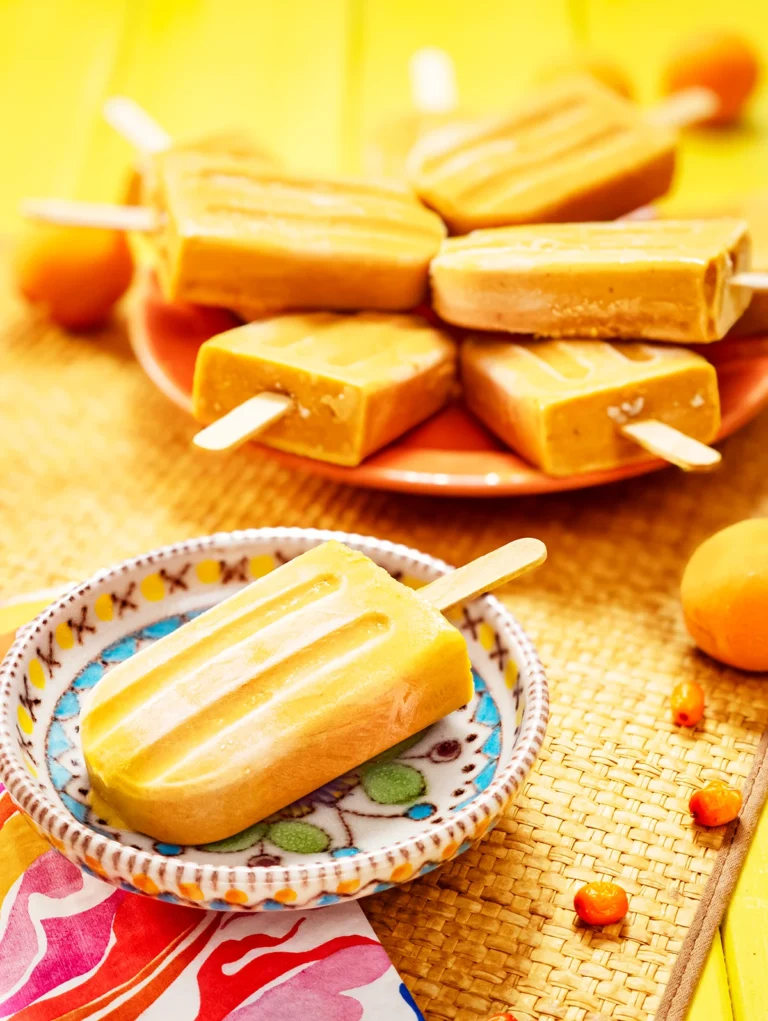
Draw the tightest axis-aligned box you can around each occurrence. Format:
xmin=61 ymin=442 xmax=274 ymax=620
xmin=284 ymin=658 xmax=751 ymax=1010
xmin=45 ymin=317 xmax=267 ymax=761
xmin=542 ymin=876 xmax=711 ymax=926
xmin=128 ymin=270 xmax=768 ymax=497
xmin=0 ymin=529 xmax=548 ymax=911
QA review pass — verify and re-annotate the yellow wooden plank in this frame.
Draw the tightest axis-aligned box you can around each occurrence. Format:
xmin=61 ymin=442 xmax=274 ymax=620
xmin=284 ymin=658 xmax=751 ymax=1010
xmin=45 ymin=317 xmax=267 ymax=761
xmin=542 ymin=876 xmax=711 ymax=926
xmin=356 ymin=0 xmax=574 ymax=173
xmin=0 ymin=0 xmax=352 ymax=232
xmin=687 ymin=931 xmax=734 ymax=1021
xmin=0 ymin=0 xmax=128 ymax=229
xmin=722 ymin=801 xmax=768 ymax=1021
xmin=81 ymin=0 xmax=351 ymax=191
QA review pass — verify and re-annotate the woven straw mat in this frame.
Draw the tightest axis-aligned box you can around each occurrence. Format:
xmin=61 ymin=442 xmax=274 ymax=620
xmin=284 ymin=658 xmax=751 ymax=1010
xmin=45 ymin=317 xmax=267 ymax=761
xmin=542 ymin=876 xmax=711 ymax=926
xmin=1 ymin=262 xmax=767 ymax=1021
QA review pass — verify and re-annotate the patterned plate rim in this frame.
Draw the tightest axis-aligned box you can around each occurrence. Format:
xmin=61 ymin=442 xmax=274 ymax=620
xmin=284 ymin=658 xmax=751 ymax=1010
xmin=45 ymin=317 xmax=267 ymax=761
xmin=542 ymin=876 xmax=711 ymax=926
xmin=0 ymin=528 xmax=549 ymax=888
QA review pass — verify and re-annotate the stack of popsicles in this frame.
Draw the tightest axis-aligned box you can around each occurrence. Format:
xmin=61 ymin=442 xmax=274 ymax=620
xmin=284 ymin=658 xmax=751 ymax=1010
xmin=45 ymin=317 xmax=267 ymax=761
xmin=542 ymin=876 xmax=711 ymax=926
xmin=24 ymin=74 xmax=768 ymax=475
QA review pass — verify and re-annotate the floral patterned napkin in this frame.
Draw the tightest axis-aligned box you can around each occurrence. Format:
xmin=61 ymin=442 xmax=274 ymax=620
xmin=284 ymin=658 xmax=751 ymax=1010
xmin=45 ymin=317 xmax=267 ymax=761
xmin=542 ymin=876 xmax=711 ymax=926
xmin=0 ymin=594 xmax=423 ymax=1021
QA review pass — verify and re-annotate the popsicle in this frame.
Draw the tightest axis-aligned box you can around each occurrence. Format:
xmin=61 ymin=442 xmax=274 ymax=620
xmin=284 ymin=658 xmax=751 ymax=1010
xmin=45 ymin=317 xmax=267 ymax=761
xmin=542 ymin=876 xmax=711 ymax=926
xmin=23 ymin=152 xmax=446 ymax=316
xmin=81 ymin=536 xmax=547 ymax=844
xmin=432 ymin=219 xmax=758 ymax=344
xmin=192 ymin=312 xmax=457 ymax=464
xmin=408 ymin=75 xmax=678 ymax=233
xmin=461 ymin=336 xmax=721 ymax=476
xmin=156 ymin=151 xmax=446 ymax=316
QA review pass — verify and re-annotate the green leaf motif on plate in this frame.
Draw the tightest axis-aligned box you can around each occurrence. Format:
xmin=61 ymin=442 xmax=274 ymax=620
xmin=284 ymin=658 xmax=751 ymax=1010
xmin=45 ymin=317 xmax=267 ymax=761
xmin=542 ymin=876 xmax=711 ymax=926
xmin=364 ymin=729 xmax=427 ymax=765
xmin=200 ymin=820 xmax=268 ymax=853
xmin=361 ymin=762 xmax=427 ymax=804
xmin=268 ymin=820 xmax=330 ymax=854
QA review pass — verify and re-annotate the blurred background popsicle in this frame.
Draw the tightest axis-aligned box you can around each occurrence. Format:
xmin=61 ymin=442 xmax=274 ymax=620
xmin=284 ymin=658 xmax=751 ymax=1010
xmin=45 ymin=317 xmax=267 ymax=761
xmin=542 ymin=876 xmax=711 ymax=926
xmin=407 ymin=75 xmax=679 ymax=232
xmin=192 ymin=312 xmax=457 ymax=463
xmin=461 ymin=336 xmax=721 ymax=475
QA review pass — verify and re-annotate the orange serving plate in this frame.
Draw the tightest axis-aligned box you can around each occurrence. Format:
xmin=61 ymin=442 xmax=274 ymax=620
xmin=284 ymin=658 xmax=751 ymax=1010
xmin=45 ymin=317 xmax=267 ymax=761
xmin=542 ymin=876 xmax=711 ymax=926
xmin=128 ymin=271 xmax=768 ymax=497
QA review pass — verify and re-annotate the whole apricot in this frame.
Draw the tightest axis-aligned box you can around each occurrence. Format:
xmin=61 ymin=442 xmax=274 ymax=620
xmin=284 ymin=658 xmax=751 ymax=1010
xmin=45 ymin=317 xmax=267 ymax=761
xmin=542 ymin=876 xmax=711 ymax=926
xmin=538 ymin=53 xmax=634 ymax=100
xmin=681 ymin=519 xmax=768 ymax=671
xmin=662 ymin=31 xmax=760 ymax=125
xmin=14 ymin=224 xmax=134 ymax=330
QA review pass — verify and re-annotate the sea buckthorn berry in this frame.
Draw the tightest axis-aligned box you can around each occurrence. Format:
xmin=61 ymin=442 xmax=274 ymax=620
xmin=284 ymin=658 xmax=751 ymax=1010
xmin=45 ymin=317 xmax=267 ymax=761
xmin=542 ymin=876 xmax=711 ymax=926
xmin=690 ymin=781 xmax=743 ymax=827
xmin=574 ymin=881 xmax=629 ymax=926
xmin=671 ymin=680 xmax=705 ymax=727
xmin=486 ymin=1014 xmax=518 ymax=1021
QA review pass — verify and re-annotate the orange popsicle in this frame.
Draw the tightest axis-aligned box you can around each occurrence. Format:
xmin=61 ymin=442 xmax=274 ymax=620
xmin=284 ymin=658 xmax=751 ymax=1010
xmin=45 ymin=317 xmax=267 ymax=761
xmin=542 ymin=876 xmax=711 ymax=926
xmin=462 ymin=336 xmax=720 ymax=476
xmin=192 ymin=312 xmax=457 ymax=465
xmin=155 ymin=150 xmax=446 ymax=316
xmin=81 ymin=540 xmax=476 ymax=844
xmin=408 ymin=76 xmax=676 ymax=233
xmin=433 ymin=219 xmax=752 ymax=343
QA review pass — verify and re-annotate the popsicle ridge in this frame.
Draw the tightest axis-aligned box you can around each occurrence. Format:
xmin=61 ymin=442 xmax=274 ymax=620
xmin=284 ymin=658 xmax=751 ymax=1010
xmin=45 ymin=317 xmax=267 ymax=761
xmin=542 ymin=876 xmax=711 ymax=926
xmin=169 ymin=164 xmax=445 ymax=250
xmin=124 ymin=611 xmax=393 ymax=785
xmin=83 ymin=572 xmax=343 ymax=738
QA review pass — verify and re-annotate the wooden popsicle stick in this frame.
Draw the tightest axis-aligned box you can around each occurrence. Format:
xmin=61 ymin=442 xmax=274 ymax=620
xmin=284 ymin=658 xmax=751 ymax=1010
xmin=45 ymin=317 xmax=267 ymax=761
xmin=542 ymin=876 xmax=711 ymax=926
xmin=193 ymin=393 xmax=293 ymax=452
xmin=410 ymin=47 xmax=458 ymax=114
xmin=103 ymin=97 xmax=173 ymax=154
xmin=621 ymin=419 xmax=721 ymax=472
xmin=21 ymin=198 xmax=160 ymax=232
xmin=731 ymin=271 xmax=768 ymax=291
xmin=421 ymin=538 xmax=547 ymax=613
xmin=647 ymin=86 xmax=720 ymax=129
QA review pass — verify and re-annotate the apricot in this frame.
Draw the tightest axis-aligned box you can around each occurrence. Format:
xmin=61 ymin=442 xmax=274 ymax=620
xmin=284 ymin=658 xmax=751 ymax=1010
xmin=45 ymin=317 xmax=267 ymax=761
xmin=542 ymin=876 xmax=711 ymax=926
xmin=14 ymin=224 xmax=134 ymax=330
xmin=681 ymin=519 xmax=768 ymax=671
xmin=662 ymin=31 xmax=760 ymax=126
xmin=538 ymin=53 xmax=634 ymax=100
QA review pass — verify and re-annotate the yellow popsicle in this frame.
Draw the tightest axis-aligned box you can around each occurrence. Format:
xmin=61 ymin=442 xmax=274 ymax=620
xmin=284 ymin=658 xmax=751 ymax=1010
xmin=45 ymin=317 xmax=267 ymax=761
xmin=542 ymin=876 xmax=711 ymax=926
xmin=154 ymin=149 xmax=446 ymax=317
xmin=81 ymin=540 xmax=474 ymax=845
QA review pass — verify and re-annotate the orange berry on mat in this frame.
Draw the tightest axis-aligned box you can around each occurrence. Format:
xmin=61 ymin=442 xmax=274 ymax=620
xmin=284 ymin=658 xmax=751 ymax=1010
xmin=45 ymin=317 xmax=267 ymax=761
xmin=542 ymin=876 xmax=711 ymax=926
xmin=662 ymin=30 xmax=760 ymax=125
xmin=574 ymin=881 xmax=629 ymax=926
xmin=486 ymin=1015 xmax=518 ymax=1021
xmin=681 ymin=519 xmax=768 ymax=671
xmin=690 ymin=780 xmax=742 ymax=827
xmin=14 ymin=223 xmax=134 ymax=330
xmin=670 ymin=680 xmax=705 ymax=727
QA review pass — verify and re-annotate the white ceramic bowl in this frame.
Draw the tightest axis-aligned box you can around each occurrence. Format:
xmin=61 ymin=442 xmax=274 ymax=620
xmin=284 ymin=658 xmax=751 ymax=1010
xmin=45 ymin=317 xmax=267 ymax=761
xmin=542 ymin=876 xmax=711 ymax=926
xmin=0 ymin=529 xmax=548 ymax=911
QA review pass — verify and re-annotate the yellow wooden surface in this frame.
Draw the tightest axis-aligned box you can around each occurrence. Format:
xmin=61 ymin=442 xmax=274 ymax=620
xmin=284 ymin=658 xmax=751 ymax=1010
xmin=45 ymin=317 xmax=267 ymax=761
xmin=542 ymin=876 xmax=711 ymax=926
xmin=1 ymin=3 xmax=768 ymax=1012
xmin=1 ymin=0 xmax=768 ymax=228
xmin=687 ymin=933 xmax=734 ymax=1021
xmin=722 ymin=801 xmax=768 ymax=1021
xmin=0 ymin=0 xmax=351 ymax=228
xmin=585 ymin=0 xmax=768 ymax=207
xmin=356 ymin=0 xmax=573 ymax=169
